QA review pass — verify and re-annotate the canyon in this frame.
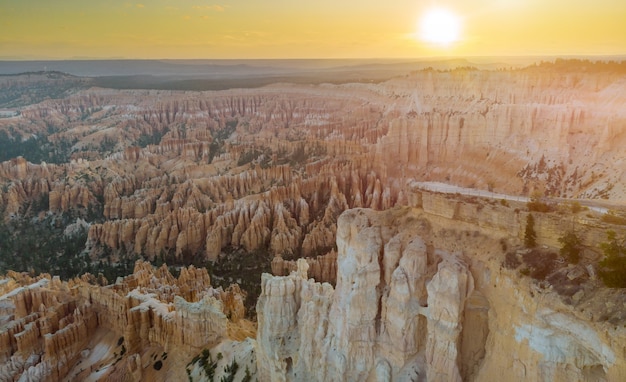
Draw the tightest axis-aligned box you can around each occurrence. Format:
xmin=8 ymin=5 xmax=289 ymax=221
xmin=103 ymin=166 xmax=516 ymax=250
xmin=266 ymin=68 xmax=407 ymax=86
xmin=1 ymin=60 xmax=626 ymax=380
xmin=1 ymin=64 xmax=625 ymax=271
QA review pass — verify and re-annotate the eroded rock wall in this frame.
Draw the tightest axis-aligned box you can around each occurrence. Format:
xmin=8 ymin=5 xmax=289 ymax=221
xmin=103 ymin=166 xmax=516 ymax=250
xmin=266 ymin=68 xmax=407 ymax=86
xmin=256 ymin=209 xmax=472 ymax=381
xmin=256 ymin=207 xmax=626 ymax=381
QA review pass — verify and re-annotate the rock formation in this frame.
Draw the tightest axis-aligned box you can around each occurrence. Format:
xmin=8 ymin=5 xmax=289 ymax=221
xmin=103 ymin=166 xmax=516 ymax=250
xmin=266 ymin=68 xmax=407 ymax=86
xmin=256 ymin=207 xmax=626 ymax=381
xmin=2 ymin=63 xmax=625 ymax=276
xmin=0 ymin=261 xmax=250 ymax=381
xmin=271 ymin=249 xmax=338 ymax=285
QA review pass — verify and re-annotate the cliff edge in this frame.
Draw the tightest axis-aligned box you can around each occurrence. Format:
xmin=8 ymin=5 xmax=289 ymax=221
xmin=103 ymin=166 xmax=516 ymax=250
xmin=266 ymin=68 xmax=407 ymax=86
xmin=256 ymin=207 xmax=626 ymax=381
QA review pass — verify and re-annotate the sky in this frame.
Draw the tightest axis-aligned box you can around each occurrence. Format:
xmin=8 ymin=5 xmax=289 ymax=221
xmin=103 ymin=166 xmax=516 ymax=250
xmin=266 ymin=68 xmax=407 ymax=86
xmin=1 ymin=0 xmax=625 ymax=59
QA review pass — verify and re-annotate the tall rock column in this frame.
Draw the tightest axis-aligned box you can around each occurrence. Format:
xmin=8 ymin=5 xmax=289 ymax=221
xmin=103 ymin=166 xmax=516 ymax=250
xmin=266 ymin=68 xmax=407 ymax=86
xmin=425 ymin=254 xmax=474 ymax=382
xmin=380 ymin=237 xmax=429 ymax=367
xmin=255 ymin=263 xmax=302 ymax=382
xmin=325 ymin=209 xmax=384 ymax=381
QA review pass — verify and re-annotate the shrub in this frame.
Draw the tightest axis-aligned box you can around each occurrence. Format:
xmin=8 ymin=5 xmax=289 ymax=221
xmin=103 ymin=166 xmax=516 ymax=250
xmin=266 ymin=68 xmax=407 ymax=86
xmin=221 ymin=359 xmax=239 ymax=382
xmin=527 ymin=200 xmax=551 ymax=212
xmin=601 ymin=211 xmax=626 ymax=226
xmin=500 ymin=238 xmax=508 ymax=252
xmin=527 ymin=190 xmax=552 ymax=212
xmin=195 ymin=348 xmax=218 ymax=379
xmin=242 ymin=366 xmax=252 ymax=382
xmin=503 ymin=252 xmax=520 ymax=269
xmin=522 ymin=250 xmax=557 ymax=280
xmin=237 ymin=149 xmax=262 ymax=166
xmin=201 ymin=349 xmax=210 ymax=360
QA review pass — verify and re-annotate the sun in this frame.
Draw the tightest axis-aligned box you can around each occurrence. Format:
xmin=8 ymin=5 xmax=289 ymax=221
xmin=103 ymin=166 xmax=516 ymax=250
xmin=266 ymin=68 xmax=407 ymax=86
xmin=419 ymin=8 xmax=461 ymax=46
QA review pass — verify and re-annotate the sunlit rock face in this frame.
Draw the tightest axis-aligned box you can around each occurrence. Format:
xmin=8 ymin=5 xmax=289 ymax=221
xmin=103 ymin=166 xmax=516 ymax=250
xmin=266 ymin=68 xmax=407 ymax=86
xmin=0 ymin=261 xmax=247 ymax=381
xmin=373 ymin=69 xmax=626 ymax=198
xmin=255 ymin=207 xmax=626 ymax=382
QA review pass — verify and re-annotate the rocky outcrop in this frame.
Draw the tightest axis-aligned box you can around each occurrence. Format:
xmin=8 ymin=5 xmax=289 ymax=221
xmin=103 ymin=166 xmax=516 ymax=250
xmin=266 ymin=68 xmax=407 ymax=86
xmin=0 ymin=261 xmax=248 ymax=381
xmin=271 ymin=249 xmax=338 ymax=284
xmin=257 ymin=209 xmax=464 ymax=381
xmin=256 ymin=207 xmax=626 ymax=381
xmin=84 ymin=164 xmax=396 ymax=264
xmin=376 ymin=69 xmax=626 ymax=198
xmin=425 ymin=256 xmax=473 ymax=382
xmin=409 ymin=187 xmax=617 ymax=250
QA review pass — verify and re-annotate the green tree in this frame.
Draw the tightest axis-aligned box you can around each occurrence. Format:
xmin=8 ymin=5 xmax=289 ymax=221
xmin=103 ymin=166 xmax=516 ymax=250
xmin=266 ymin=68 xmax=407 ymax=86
xmin=599 ymin=230 xmax=626 ymax=287
xmin=558 ymin=231 xmax=582 ymax=264
xmin=524 ymin=214 xmax=537 ymax=248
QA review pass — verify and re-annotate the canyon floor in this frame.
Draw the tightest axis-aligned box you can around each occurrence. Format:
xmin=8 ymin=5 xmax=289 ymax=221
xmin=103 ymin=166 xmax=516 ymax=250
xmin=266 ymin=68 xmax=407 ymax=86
xmin=1 ymin=59 xmax=626 ymax=381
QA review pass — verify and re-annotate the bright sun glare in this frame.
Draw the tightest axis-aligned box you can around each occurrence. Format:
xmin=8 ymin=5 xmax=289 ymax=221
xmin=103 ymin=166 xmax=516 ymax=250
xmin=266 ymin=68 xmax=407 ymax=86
xmin=419 ymin=8 xmax=461 ymax=46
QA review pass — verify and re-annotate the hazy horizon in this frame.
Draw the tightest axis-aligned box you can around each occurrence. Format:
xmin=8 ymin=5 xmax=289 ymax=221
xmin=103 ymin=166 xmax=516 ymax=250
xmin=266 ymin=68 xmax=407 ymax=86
xmin=3 ymin=54 xmax=626 ymax=61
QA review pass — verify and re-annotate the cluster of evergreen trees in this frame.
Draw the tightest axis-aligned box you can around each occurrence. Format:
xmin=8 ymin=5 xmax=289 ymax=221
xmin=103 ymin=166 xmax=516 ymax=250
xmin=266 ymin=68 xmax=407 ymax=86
xmin=0 ymin=208 xmax=136 ymax=283
xmin=524 ymin=212 xmax=626 ymax=287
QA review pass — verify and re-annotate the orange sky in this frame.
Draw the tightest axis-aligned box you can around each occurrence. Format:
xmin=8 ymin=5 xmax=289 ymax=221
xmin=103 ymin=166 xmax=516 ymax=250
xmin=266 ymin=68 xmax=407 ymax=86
xmin=1 ymin=0 xmax=625 ymax=59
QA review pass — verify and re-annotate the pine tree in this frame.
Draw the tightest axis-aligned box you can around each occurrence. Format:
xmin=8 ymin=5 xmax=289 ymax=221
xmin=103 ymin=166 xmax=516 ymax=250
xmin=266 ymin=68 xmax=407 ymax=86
xmin=559 ymin=231 xmax=582 ymax=264
xmin=524 ymin=214 xmax=537 ymax=248
xmin=599 ymin=230 xmax=626 ymax=287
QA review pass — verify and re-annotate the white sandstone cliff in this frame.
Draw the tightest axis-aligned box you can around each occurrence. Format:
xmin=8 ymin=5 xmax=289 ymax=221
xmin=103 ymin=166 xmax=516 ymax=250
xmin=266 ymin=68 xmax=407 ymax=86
xmin=255 ymin=207 xmax=626 ymax=381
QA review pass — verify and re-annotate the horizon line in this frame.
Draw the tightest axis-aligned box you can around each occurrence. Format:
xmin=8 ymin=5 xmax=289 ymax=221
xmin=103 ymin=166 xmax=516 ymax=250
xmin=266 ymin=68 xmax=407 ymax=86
xmin=2 ymin=54 xmax=626 ymax=62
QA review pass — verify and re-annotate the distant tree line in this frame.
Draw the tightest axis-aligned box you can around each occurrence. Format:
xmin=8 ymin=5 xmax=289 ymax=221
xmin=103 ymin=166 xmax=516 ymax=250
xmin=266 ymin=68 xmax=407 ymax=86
xmin=531 ymin=58 xmax=626 ymax=73
xmin=0 ymin=71 xmax=88 ymax=108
